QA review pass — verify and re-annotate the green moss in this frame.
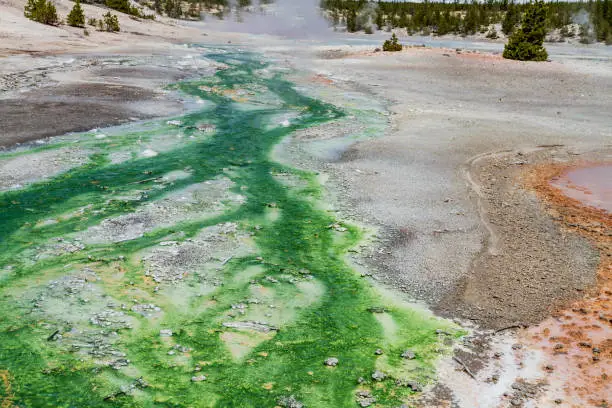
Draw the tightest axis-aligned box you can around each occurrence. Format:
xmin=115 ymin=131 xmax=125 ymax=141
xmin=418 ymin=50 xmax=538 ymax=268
xmin=0 ymin=49 xmax=460 ymax=407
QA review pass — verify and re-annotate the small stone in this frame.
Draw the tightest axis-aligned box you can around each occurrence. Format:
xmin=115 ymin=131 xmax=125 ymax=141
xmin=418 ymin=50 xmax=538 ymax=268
xmin=374 ymin=349 xmax=383 ymax=355
xmin=401 ymin=350 xmax=416 ymax=359
xmin=277 ymin=395 xmax=304 ymax=408
xmin=554 ymin=399 xmax=563 ymax=404
xmin=511 ymin=343 xmax=523 ymax=350
xmin=159 ymin=329 xmax=173 ymax=337
xmin=357 ymin=377 xmax=365 ymax=384
xmin=191 ymin=375 xmax=206 ymax=382
xmin=371 ymin=370 xmax=386 ymax=381
xmin=324 ymin=357 xmax=338 ymax=367
xmin=554 ymin=343 xmax=564 ymax=350
xmin=135 ymin=377 xmax=148 ymax=388
xmin=356 ymin=391 xmax=376 ymax=407
xmin=358 ymin=399 xmax=375 ymax=407
xmin=407 ymin=381 xmax=422 ymax=392
xmin=167 ymin=350 xmax=176 ymax=356
xmin=510 ymin=398 xmax=522 ymax=406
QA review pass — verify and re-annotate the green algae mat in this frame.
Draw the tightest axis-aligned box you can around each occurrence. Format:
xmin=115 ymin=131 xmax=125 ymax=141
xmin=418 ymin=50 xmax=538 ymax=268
xmin=0 ymin=48 xmax=459 ymax=407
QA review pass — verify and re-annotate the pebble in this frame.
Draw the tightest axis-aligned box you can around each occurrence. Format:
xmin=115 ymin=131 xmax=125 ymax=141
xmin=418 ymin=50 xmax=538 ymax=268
xmin=324 ymin=357 xmax=338 ymax=367
xmin=401 ymin=350 xmax=416 ymax=359
xmin=160 ymin=329 xmax=173 ymax=337
xmin=191 ymin=375 xmax=206 ymax=382
xmin=371 ymin=370 xmax=386 ymax=381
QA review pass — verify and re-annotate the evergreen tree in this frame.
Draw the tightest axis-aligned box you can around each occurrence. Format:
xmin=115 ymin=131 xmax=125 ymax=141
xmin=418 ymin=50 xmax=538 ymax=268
xmin=375 ymin=5 xmax=384 ymax=29
xmin=165 ymin=0 xmax=183 ymax=18
xmin=503 ymin=0 xmax=548 ymax=61
xmin=346 ymin=8 xmax=357 ymax=32
xmin=153 ymin=0 xmax=163 ymax=14
xmin=24 ymin=0 xmax=59 ymax=25
xmin=501 ymin=1 xmax=519 ymax=35
xmin=101 ymin=11 xmax=120 ymax=31
xmin=383 ymin=32 xmax=403 ymax=51
xmin=67 ymin=0 xmax=86 ymax=27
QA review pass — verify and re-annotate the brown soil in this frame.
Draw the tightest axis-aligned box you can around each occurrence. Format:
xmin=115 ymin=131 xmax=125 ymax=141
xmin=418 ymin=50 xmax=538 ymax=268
xmin=0 ymin=62 xmax=192 ymax=149
xmin=0 ymin=98 xmax=144 ymax=148
xmin=435 ymin=148 xmax=601 ymax=329
xmin=521 ymin=161 xmax=611 ymax=408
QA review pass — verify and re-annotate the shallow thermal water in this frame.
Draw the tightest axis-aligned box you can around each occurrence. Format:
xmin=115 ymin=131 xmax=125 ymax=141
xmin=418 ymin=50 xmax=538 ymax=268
xmin=0 ymin=47 xmax=459 ymax=407
xmin=551 ymin=165 xmax=612 ymax=212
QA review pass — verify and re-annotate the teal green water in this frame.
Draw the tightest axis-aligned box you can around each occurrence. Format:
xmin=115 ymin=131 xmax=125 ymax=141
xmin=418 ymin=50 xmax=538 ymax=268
xmin=0 ymin=48 xmax=458 ymax=407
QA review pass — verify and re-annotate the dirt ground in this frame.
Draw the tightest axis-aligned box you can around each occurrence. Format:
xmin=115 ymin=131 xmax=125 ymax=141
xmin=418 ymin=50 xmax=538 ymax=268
xmin=0 ymin=57 xmax=203 ymax=147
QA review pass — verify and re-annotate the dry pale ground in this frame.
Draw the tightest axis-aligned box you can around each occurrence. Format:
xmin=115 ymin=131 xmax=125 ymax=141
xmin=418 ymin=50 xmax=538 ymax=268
xmin=269 ymin=44 xmax=611 ymax=407
xmin=0 ymin=0 xmax=256 ymax=147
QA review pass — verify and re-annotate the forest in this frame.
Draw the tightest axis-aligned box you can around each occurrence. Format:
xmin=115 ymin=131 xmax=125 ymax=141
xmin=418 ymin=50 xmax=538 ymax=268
xmin=320 ymin=0 xmax=612 ymax=44
xmin=79 ymin=0 xmax=612 ymax=44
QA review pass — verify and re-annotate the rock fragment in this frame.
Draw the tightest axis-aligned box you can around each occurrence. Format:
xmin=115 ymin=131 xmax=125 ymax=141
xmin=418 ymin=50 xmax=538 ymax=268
xmin=324 ymin=357 xmax=339 ymax=367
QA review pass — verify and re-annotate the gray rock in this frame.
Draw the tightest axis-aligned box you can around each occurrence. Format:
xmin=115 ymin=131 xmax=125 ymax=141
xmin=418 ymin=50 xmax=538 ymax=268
xmin=356 ymin=391 xmax=376 ymax=407
xmin=374 ymin=349 xmax=383 ymax=355
xmin=371 ymin=370 xmax=386 ymax=381
xmin=222 ymin=321 xmax=278 ymax=333
xmin=191 ymin=375 xmax=206 ymax=382
xmin=407 ymin=380 xmax=422 ymax=392
xmin=160 ymin=329 xmax=173 ymax=337
xmin=324 ymin=357 xmax=339 ymax=367
xmin=277 ymin=395 xmax=304 ymax=408
xmin=358 ymin=398 xmax=375 ymax=407
xmin=401 ymin=350 xmax=416 ymax=359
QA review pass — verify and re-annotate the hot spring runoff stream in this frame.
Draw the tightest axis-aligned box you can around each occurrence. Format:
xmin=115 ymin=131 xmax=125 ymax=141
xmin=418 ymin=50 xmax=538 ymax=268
xmin=0 ymin=47 xmax=460 ymax=407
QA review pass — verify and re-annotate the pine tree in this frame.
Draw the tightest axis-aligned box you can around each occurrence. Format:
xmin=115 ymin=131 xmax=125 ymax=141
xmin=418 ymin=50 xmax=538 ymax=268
xmin=165 ymin=0 xmax=183 ymax=18
xmin=375 ymin=5 xmax=384 ymax=29
xmin=24 ymin=0 xmax=59 ymax=25
xmin=346 ymin=8 xmax=357 ymax=32
xmin=154 ymin=0 xmax=163 ymax=14
xmin=382 ymin=32 xmax=403 ymax=51
xmin=501 ymin=1 xmax=519 ymax=35
xmin=67 ymin=0 xmax=85 ymax=27
xmin=101 ymin=11 xmax=120 ymax=31
xmin=503 ymin=0 xmax=548 ymax=61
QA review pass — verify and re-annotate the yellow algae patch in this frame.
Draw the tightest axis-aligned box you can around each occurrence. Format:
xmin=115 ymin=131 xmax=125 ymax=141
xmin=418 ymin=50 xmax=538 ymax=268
xmin=0 ymin=370 xmax=14 ymax=408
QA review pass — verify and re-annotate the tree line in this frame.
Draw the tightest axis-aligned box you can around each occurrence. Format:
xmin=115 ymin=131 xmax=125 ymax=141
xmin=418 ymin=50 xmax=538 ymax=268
xmin=321 ymin=0 xmax=612 ymax=44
